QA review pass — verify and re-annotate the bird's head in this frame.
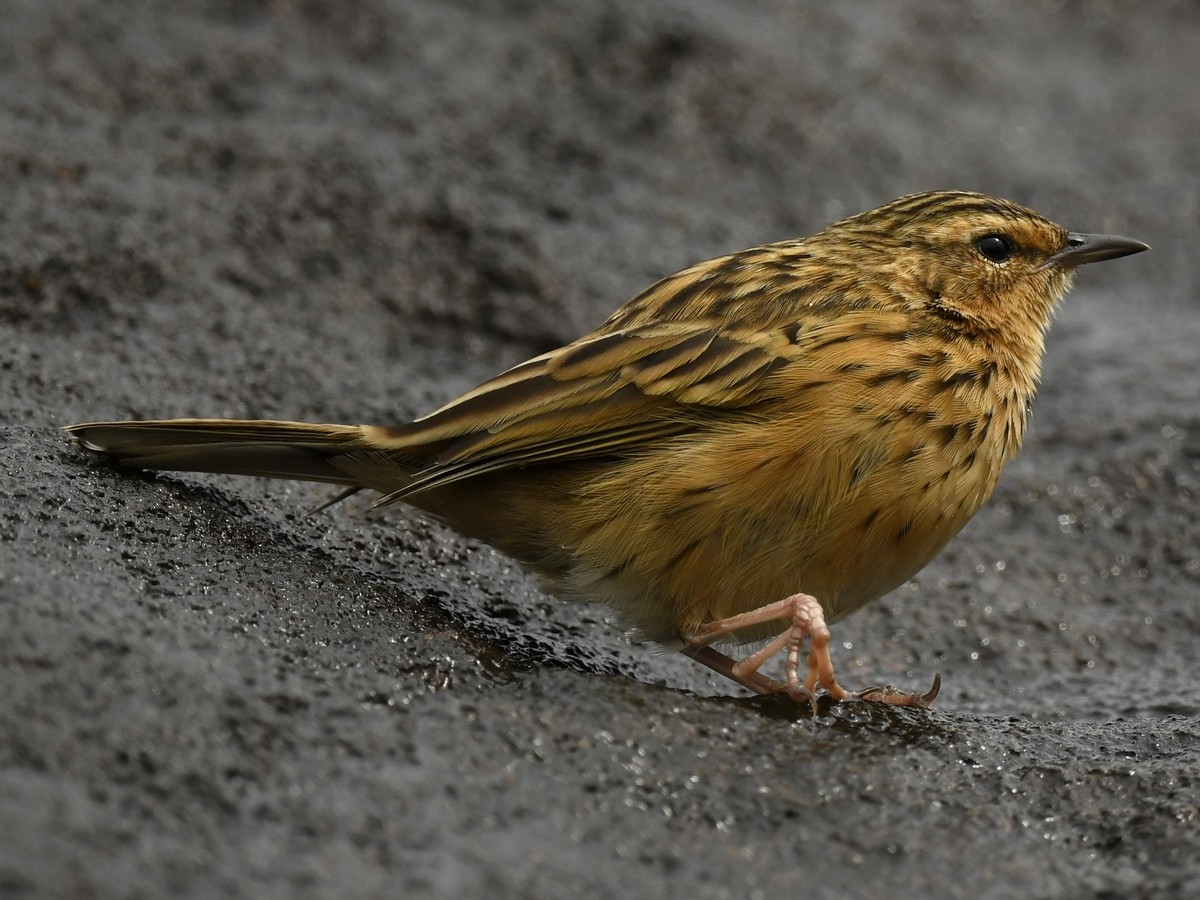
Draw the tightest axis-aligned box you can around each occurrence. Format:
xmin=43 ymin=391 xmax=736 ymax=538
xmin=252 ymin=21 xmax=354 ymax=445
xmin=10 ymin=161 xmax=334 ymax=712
xmin=826 ymin=190 xmax=1148 ymax=347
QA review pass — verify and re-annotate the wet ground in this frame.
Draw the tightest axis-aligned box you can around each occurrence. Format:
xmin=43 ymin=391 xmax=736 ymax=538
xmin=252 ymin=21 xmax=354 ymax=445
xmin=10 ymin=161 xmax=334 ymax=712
xmin=2 ymin=2 xmax=1198 ymax=897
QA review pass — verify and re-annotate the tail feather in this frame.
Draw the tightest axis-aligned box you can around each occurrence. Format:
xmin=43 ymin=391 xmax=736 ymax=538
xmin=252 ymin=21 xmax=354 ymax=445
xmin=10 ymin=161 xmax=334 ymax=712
xmin=64 ymin=419 xmax=368 ymax=486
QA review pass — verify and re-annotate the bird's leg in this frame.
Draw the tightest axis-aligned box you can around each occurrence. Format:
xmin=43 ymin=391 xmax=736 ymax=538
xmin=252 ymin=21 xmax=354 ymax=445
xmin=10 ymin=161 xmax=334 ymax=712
xmin=681 ymin=593 xmax=940 ymax=711
xmin=682 ymin=594 xmax=843 ymax=712
xmin=681 ymin=641 xmax=790 ymax=697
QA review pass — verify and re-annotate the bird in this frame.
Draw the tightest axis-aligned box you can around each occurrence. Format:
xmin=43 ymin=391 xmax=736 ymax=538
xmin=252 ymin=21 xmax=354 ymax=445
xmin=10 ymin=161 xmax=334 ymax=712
xmin=66 ymin=191 xmax=1148 ymax=711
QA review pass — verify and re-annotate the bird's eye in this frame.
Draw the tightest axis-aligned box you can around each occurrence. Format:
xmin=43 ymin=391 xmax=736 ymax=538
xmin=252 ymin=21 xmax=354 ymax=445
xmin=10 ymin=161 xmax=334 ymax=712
xmin=975 ymin=234 xmax=1014 ymax=264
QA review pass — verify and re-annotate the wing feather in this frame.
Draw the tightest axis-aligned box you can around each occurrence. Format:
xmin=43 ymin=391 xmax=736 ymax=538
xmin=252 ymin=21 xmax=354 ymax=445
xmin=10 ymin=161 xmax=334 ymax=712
xmin=371 ymin=322 xmax=796 ymax=503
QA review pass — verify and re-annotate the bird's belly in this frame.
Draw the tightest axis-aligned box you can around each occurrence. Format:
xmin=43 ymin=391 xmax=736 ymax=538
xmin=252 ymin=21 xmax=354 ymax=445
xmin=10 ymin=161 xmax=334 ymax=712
xmin=800 ymin=484 xmax=977 ymax=624
xmin=562 ymin=424 xmax=1007 ymax=645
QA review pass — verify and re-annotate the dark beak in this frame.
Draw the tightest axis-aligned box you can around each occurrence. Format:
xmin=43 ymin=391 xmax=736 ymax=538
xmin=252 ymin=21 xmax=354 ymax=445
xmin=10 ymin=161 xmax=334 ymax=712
xmin=1047 ymin=232 xmax=1150 ymax=269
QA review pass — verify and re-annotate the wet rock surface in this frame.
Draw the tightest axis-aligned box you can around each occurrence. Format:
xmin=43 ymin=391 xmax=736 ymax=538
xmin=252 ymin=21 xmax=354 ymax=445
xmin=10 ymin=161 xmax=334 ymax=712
xmin=2 ymin=3 xmax=1198 ymax=897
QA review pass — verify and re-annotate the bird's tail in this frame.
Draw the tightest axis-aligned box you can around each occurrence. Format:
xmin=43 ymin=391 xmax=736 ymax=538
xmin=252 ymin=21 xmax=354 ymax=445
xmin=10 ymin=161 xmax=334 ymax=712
xmin=64 ymin=418 xmax=371 ymax=486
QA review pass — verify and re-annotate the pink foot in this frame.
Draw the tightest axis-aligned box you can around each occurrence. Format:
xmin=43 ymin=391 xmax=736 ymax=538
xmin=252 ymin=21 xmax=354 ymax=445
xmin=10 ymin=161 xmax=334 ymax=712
xmin=681 ymin=593 xmax=939 ymax=713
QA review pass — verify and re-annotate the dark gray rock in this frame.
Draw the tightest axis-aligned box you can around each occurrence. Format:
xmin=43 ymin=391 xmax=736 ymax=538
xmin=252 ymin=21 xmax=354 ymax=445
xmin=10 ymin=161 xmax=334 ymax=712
xmin=2 ymin=2 xmax=1197 ymax=897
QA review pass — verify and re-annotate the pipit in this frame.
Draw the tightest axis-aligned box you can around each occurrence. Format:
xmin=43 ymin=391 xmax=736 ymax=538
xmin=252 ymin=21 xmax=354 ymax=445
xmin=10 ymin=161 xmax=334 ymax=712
xmin=67 ymin=191 xmax=1148 ymax=710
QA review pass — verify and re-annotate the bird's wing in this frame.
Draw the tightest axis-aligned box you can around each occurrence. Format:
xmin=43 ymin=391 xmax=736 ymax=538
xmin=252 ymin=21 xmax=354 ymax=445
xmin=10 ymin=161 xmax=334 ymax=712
xmin=371 ymin=321 xmax=798 ymax=504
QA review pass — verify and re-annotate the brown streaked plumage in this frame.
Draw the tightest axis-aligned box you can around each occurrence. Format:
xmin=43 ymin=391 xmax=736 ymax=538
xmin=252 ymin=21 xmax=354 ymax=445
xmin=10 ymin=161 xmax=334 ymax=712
xmin=65 ymin=191 xmax=1148 ymax=711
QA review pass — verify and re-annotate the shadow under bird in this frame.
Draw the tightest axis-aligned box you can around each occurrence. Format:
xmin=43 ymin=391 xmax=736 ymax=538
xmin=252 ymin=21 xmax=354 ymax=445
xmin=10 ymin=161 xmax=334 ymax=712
xmin=67 ymin=191 xmax=1149 ymax=711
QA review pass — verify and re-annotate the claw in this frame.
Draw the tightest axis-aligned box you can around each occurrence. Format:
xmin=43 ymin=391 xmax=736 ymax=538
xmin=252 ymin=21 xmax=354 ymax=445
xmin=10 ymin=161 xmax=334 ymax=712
xmin=785 ymin=681 xmax=820 ymax=716
xmin=855 ymin=672 xmax=941 ymax=708
xmin=924 ymin=672 xmax=942 ymax=704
